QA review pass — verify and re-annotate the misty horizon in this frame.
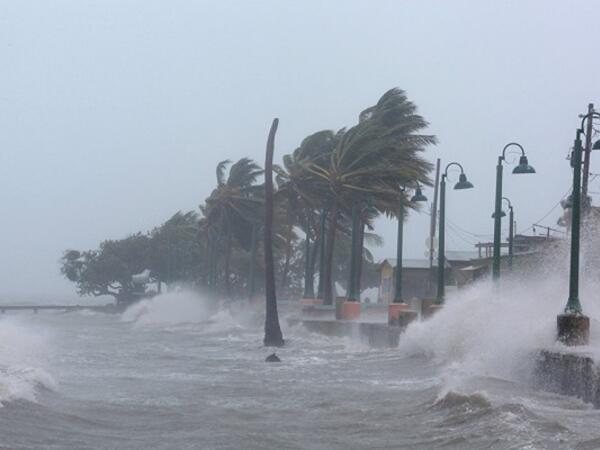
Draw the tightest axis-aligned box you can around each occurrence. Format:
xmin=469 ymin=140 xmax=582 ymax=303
xmin=1 ymin=0 xmax=598 ymax=299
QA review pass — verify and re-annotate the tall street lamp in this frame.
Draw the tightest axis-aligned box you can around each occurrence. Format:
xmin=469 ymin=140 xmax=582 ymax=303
xmin=491 ymin=197 xmax=515 ymax=271
xmin=393 ymin=185 xmax=428 ymax=303
xmin=436 ymin=162 xmax=474 ymax=305
xmin=493 ymin=143 xmax=535 ymax=280
xmin=557 ymin=112 xmax=600 ymax=345
xmin=388 ymin=185 xmax=427 ymax=325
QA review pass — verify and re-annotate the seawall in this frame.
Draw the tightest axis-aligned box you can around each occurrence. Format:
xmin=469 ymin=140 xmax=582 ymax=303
xmin=288 ymin=318 xmax=402 ymax=348
xmin=534 ymin=349 xmax=600 ymax=407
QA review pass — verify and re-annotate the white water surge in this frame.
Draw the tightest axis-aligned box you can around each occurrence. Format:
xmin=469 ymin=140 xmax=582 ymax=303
xmin=0 ymin=317 xmax=55 ymax=405
xmin=1 ymin=283 xmax=600 ymax=448
xmin=121 ymin=291 xmax=212 ymax=326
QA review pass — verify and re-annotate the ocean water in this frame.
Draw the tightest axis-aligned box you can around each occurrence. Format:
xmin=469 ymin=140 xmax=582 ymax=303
xmin=1 ymin=284 xmax=600 ymax=450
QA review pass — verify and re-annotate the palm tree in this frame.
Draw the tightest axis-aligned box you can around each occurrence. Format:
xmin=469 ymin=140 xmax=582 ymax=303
xmin=264 ymin=118 xmax=284 ymax=347
xmin=302 ymin=88 xmax=436 ymax=304
xmin=201 ymin=158 xmax=264 ymax=297
xmin=275 ymin=130 xmax=340 ymax=299
xmin=149 ymin=211 xmax=201 ymax=291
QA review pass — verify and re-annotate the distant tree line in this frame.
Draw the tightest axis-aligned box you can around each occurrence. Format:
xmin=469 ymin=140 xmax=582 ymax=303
xmin=60 ymin=88 xmax=435 ymax=305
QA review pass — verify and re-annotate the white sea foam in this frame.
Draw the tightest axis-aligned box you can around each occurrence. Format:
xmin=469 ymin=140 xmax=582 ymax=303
xmin=397 ymin=264 xmax=600 ymax=407
xmin=399 ymin=276 xmax=568 ymax=382
xmin=0 ymin=317 xmax=55 ymax=405
xmin=120 ymin=291 xmax=253 ymax=334
xmin=121 ymin=291 xmax=212 ymax=326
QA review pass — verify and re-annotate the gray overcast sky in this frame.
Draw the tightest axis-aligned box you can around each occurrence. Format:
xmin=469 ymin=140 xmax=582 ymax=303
xmin=1 ymin=0 xmax=599 ymax=299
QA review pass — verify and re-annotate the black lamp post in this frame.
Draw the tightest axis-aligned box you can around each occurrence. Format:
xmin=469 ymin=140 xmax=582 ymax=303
xmin=436 ymin=163 xmax=474 ymax=304
xmin=557 ymin=112 xmax=600 ymax=345
xmin=393 ymin=185 xmax=428 ymax=303
xmin=493 ymin=143 xmax=535 ymax=281
xmin=491 ymin=197 xmax=514 ymax=271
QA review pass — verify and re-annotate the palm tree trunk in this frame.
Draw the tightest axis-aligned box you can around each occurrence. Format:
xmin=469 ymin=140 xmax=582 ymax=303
xmin=316 ymin=209 xmax=327 ymax=299
xmin=208 ymin=238 xmax=213 ymax=289
xmin=310 ymin=230 xmax=320 ymax=282
xmin=279 ymin=220 xmax=294 ymax=294
xmin=224 ymin=233 xmax=232 ymax=298
xmin=323 ymin=200 xmax=339 ymax=305
xmin=303 ymin=227 xmax=315 ymax=298
xmin=211 ymin=232 xmax=220 ymax=294
xmin=248 ymin=223 xmax=258 ymax=302
xmin=356 ymin=219 xmax=365 ymax=298
xmin=264 ymin=118 xmax=284 ymax=347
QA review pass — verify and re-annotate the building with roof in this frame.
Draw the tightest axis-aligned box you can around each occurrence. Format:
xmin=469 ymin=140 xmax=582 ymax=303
xmin=376 ymin=233 xmax=564 ymax=303
xmin=377 ymin=258 xmax=447 ymax=304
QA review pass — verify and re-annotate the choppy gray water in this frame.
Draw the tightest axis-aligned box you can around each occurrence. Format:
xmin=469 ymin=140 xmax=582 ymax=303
xmin=1 ymin=288 xmax=600 ymax=450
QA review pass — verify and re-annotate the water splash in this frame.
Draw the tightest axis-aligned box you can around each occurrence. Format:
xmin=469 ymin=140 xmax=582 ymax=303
xmin=399 ymin=276 xmax=567 ymax=383
xmin=121 ymin=291 xmax=212 ymax=326
xmin=0 ymin=317 xmax=55 ymax=405
xmin=396 ymin=235 xmax=600 ymax=408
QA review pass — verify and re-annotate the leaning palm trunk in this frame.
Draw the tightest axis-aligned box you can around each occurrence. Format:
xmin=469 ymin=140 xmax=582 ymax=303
xmin=322 ymin=200 xmax=339 ymax=305
xmin=264 ymin=118 xmax=284 ymax=347
xmin=224 ymin=233 xmax=232 ymax=298
xmin=210 ymin=234 xmax=220 ymax=293
xmin=248 ymin=223 xmax=258 ymax=302
xmin=279 ymin=220 xmax=294 ymax=295
xmin=309 ymin=230 xmax=320 ymax=283
xmin=355 ymin=220 xmax=365 ymax=298
xmin=207 ymin=236 xmax=215 ymax=290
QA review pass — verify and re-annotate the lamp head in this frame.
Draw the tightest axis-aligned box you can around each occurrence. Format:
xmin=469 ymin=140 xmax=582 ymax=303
xmin=512 ymin=155 xmax=536 ymax=174
xmin=454 ymin=173 xmax=474 ymax=190
xmin=410 ymin=187 xmax=428 ymax=203
xmin=593 ymin=140 xmax=600 ymax=150
xmin=491 ymin=210 xmax=507 ymax=219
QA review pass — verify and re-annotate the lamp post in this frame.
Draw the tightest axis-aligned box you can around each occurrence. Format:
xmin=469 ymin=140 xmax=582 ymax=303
xmin=393 ymin=185 xmax=428 ymax=303
xmin=491 ymin=197 xmax=514 ymax=271
xmin=557 ymin=112 xmax=600 ymax=345
xmin=508 ymin=201 xmax=514 ymax=271
xmin=493 ymin=143 xmax=535 ymax=280
xmin=436 ymin=163 xmax=474 ymax=305
xmin=388 ymin=185 xmax=427 ymax=326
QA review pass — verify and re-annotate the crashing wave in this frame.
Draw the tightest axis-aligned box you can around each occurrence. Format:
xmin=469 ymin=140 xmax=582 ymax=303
xmin=0 ymin=317 xmax=55 ymax=405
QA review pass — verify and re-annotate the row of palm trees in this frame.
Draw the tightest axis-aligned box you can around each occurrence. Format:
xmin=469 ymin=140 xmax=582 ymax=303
xmin=61 ymin=87 xmax=436 ymax=347
xmin=202 ymin=88 xmax=436 ymax=311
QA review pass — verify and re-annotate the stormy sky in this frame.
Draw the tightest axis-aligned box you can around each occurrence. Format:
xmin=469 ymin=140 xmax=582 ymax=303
xmin=1 ymin=0 xmax=599 ymax=299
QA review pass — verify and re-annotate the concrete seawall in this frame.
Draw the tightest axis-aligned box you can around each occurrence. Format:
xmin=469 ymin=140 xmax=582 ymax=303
xmin=288 ymin=318 xmax=402 ymax=348
xmin=534 ymin=349 xmax=600 ymax=407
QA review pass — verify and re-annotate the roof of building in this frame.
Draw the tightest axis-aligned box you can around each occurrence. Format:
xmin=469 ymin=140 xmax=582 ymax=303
xmin=378 ymin=258 xmax=450 ymax=269
xmin=445 ymin=250 xmax=481 ymax=261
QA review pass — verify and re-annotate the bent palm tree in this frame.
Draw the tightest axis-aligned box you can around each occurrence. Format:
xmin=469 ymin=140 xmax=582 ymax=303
xmin=303 ymin=88 xmax=436 ymax=304
xmin=201 ymin=158 xmax=264 ymax=297
xmin=274 ymin=130 xmax=339 ymax=299
xmin=264 ymin=118 xmax=284 ymax=347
